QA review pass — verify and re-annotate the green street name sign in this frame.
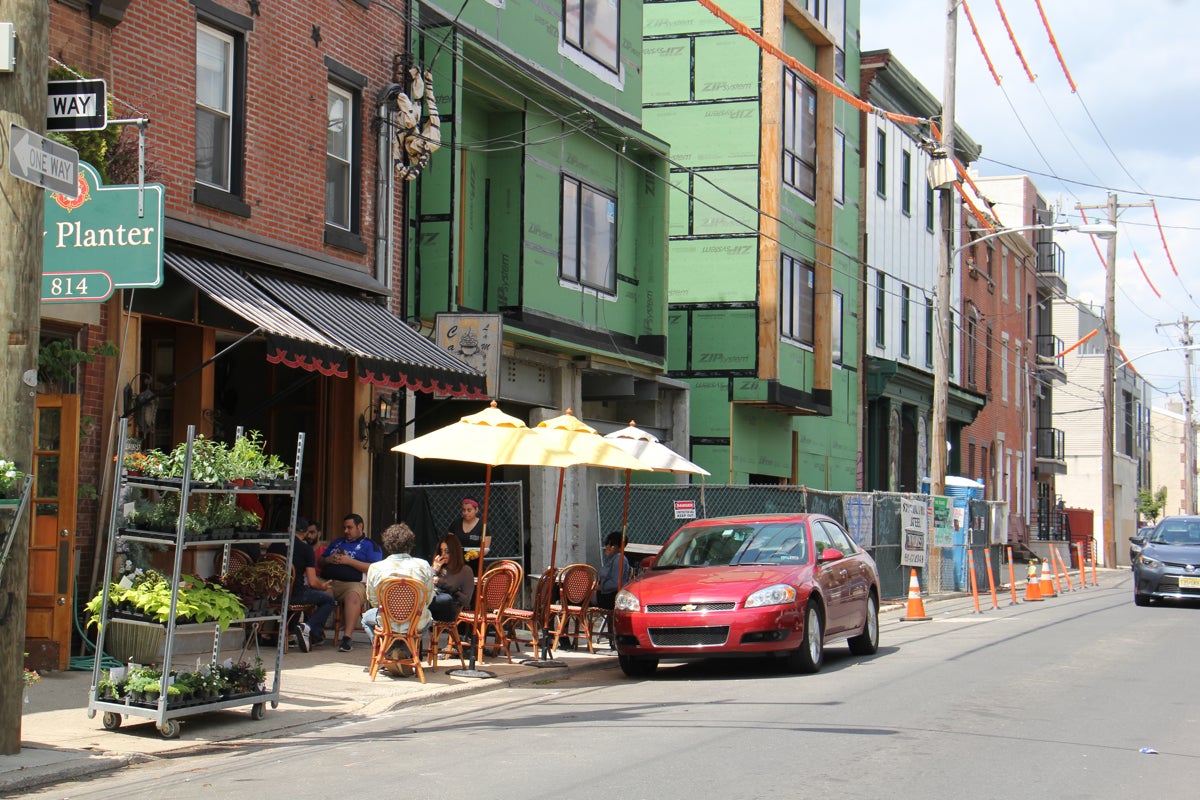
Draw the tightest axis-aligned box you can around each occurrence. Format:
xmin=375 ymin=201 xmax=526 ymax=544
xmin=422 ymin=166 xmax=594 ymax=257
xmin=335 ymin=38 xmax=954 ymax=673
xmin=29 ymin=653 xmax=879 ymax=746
xmin=42 ymin=161 xmax=164 ymax=303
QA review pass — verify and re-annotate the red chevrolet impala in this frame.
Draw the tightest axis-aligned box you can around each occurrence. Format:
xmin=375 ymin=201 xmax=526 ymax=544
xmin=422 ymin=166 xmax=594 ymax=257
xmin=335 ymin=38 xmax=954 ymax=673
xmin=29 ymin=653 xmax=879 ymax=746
xmin=613 ymin=514 xmax=880 ymax=677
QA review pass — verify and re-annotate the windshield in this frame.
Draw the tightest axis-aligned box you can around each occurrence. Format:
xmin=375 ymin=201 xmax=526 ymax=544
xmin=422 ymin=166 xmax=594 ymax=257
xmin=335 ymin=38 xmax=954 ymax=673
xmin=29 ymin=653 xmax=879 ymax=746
xmin=655 ymin=522 xmax=809 ymax=568
xmin=1150 ymin=520 xmax=1200 ymax=546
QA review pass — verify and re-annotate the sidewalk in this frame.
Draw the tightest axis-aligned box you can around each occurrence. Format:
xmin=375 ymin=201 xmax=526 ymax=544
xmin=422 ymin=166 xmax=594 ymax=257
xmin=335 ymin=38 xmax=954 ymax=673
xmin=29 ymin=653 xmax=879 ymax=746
xmin=4 ymin=569 xmax=1123 ymax=795
xmin=5 ymin=629 xmax=616 ymax=795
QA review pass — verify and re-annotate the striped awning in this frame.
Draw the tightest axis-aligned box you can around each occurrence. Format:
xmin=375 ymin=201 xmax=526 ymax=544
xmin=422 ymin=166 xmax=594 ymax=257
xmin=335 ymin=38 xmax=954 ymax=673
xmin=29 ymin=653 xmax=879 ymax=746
xmin=165 ymin=252 xmax=349 ymax=378
xmin=165 ymin=252 xmax=486 ymax=397
xmin=251 ymin=273 xmax=486 ymax=397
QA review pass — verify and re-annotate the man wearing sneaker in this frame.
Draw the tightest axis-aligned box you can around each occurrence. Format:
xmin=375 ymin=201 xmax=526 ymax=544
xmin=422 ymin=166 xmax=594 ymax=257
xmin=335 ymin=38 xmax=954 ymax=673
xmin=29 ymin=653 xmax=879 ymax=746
xmin=268 ymin=517 xmax=335 ymax=652
xmin=319 ymin=513 xmax=382 ymax=652
xmin=362 ymin=523 xmax=434 ymax=674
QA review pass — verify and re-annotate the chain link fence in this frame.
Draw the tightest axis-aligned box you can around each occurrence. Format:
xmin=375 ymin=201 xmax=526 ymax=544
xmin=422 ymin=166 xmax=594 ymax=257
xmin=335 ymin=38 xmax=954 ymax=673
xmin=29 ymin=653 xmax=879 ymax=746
xmin=596 ymin=483 xmax=1010 ymax=601
xmin=404 ymin=482 xmax=525 ymax=567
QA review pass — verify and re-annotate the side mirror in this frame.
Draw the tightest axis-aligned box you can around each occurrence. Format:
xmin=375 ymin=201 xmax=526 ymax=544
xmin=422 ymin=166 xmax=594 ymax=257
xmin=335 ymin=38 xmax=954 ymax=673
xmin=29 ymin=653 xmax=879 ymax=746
xmin=640 ymin=555 xmax=657 ymax=569
xmin=1129 ymin=536 xmax=1144 ymax=545
xmin=818 ymin=548 xmax=845 ymax=563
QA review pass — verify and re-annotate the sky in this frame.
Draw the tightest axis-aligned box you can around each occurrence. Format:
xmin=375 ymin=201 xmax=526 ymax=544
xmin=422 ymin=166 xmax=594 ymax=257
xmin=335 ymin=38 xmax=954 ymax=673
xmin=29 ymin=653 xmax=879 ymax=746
xmin=861 ymin=0 xmax=1199 ymax=409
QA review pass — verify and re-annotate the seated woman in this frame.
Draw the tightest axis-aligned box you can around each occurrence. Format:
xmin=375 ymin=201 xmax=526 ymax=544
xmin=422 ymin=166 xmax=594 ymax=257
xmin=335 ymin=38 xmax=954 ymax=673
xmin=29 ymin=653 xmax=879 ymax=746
xmin=429 ymin=533 xmax=475 ymax=622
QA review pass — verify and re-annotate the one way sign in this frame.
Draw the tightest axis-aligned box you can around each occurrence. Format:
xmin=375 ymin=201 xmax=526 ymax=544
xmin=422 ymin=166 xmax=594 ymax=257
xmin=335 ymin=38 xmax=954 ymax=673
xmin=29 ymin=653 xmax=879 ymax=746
xmin=47 ymin=79 xmax=107 ymax=131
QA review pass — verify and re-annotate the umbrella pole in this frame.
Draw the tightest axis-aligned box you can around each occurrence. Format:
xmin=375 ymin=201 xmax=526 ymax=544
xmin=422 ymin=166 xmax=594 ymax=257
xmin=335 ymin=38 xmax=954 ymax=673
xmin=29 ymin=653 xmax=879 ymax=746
xmin=618 ymin=468 xmax=631 ymax=594
xmin=549 ymin=468 xmax=565 ymax=570
xmin=479 ymin=465 xmax=492 ymax=581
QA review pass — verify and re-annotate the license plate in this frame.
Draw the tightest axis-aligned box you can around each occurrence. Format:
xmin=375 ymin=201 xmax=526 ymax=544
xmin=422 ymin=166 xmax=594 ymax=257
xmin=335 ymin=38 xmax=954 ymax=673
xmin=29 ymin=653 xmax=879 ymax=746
xmin=1179 ymin=576 xmax=1200 ymax=588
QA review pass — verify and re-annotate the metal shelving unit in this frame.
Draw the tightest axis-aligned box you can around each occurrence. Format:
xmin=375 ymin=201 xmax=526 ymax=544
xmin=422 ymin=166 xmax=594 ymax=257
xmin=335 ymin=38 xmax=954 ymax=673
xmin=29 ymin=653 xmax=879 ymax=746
xmin=87 ymin=420 xmax=305 ymax=738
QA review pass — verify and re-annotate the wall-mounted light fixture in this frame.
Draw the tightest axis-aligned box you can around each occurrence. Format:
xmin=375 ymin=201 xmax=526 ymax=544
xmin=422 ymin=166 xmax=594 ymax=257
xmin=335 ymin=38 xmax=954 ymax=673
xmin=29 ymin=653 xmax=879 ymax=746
xmin=359 ymin=391 xmax=400 ymax=452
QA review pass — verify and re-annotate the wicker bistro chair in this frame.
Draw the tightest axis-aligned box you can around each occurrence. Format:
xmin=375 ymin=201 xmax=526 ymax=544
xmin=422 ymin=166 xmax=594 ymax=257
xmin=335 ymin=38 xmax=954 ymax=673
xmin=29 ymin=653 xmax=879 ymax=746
xmin=367 ymin=577 xmax=428 ymax=683
xmin=428 ymin=615 xmax=467 ymax=670
xmin=504 ymin=567 xmax=557 ymax=656
xmin=457 ymin=560 xmax=523 ymax=664
xmin=262 ymin=552 xmax=317 ymax=654
xmin=550 ymin=563 xmax=599 ymax=654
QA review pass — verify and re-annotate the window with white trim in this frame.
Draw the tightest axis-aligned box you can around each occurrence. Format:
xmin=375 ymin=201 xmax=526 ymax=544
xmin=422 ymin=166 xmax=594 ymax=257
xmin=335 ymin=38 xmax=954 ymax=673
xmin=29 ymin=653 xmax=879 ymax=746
xmin=901 ymin=150 xmax=912 ymax=216
xmin=564 ymin=0 xmax=620 ymax=73
xmin=874 ymin=271 xmax=886 ymax=348
xmin=195 ymin=23 xmax=235 ymax=191
xmin=326 ymin=83 xmax=354 ymax=230
xmin=781 ymin=254 xmax=815 ymax=346
xmin=900 ymin=285 xmax=910 ymax=358
xmin=832 ymin=290 xmax=843 ymax=364
xmin=561 ymin=176 xmax=617 ymax=293
xmin=833 ymin=129 xmax=845 ymax=204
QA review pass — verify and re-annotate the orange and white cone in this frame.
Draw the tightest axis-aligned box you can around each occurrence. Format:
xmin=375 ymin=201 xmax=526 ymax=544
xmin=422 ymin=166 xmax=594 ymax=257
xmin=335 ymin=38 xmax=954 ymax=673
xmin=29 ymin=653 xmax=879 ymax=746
xmin=1039 ymin=558 xmax=1057 ymax=598
xmin=899 ymin=568 xmax=931 ymax=621
xmin=1024 ymin=561 xmax=1044 ymax=601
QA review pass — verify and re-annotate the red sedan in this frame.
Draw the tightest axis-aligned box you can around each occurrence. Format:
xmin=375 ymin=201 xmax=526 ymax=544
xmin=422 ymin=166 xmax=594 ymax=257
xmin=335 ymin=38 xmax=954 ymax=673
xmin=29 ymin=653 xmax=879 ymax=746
xmin=613 ymin=514 xmax=880 ymax=677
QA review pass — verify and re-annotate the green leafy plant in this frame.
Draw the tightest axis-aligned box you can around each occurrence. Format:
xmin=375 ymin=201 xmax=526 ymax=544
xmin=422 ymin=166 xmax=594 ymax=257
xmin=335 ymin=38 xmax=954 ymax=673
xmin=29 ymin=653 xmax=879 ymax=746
xmin=0 ymin=458 xmax=23 ymax=497
xmin=37 ymin=339 xmax=118 ymax=393
xmin=86 ymin=570 xmax=246 ymax=630
xmin=1137 ymin=486 xmax=1169 ymax=524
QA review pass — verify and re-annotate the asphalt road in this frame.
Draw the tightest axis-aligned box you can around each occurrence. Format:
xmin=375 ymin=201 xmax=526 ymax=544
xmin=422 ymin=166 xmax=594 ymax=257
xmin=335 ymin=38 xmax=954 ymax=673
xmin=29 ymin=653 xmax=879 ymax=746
xmin=26 ymin=571 xmax=1199 ymax=800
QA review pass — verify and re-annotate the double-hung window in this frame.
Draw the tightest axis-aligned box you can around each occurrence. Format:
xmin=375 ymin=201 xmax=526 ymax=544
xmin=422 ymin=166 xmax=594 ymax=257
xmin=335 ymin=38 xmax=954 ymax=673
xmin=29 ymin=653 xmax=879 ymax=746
xmin=324 ymin=59 xmax=367 ymax=251
xmin=783 ymin=70 xmax=817 ymax=198
xmin=564 ymin=0 xmax=620 ymax=73
xmin=901 ymin=150 xmax=912 ymax=215
xmin=781 ymin=254 xmax=815 ymax=346
xmin=194 ymin=6 xmax=251 ymax=216
xmin=561 ymin=176 xmax=617 ymax=293
xmin=874 ymin=272 xmax=886 ymax=348
xmin=900 ymin=285 xmax=910 ymax=358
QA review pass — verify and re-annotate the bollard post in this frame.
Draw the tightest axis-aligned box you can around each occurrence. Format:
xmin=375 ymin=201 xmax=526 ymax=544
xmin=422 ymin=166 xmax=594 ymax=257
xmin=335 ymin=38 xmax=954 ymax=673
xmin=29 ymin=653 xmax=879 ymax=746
xmin=968 ymin=550 xmax=982 ymax=614
xmin=1050 ymin=546 xmax=1065 ymax=595
xmin=1006 ymin=546 xmax=1020 ymax=605
xmin=1055 ymin=545 xmax=1074 ymax=592
xmin=1089 ymin=540 xmax=1099 ymax=586
xmin=983 ymin=548 xmax=999 ymax=609
xmin=1076 ymin=542 xmax=1087 ymax=589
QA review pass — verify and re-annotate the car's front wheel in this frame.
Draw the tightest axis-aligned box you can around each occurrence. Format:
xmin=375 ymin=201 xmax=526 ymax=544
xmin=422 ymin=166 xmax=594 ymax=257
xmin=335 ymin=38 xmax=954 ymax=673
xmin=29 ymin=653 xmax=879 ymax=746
xmin=785 ymin=602 xmax=824 ymax=673
xmin=618 ymin=654 xmax=659 ymax=677
xmin=848 ymin=592 xmax=879 ymax=656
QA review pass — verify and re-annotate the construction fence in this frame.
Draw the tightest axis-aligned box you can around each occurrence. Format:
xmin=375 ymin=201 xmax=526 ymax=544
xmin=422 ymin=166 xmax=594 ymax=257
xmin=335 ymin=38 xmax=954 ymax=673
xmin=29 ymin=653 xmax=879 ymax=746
xmin=596 ymin=483 xmax=1015 ymax=601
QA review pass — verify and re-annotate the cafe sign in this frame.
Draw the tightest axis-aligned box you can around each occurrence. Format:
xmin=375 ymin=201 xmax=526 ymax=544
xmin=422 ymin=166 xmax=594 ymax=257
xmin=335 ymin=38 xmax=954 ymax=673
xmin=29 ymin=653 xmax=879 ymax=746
xmin=42 ymin=161 xmax=164 ymax=303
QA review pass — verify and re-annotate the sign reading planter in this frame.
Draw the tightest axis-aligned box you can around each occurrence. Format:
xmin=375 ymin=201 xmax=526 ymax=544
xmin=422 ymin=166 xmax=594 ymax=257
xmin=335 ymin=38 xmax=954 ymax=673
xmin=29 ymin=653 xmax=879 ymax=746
xmin=42 ymin=160 xmax=164 ymax=303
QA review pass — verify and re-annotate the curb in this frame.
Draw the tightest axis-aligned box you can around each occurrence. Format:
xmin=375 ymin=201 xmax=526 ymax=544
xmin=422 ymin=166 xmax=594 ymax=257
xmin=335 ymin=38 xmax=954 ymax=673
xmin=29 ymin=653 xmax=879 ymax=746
xmin=0 ymin=752 xmax=144 ymax=795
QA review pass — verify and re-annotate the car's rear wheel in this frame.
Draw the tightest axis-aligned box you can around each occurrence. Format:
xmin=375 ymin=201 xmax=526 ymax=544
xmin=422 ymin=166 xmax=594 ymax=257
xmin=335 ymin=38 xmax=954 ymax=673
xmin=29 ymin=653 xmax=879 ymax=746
xmin=848 ymin=592 xmax=879 ymax=655
xmin=1134 ymin=590 xmax=1151 ymax=606
xmin=618 ymin=654 xmax=659 ymax=677
xmin=785 ymin=603 xmax=824 ymax=673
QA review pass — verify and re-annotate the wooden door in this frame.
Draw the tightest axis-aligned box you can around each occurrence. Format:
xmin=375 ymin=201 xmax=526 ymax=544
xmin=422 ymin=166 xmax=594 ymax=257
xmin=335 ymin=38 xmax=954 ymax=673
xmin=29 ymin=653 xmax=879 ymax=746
xmin=26 ymin=395 xmax=79 ymax=671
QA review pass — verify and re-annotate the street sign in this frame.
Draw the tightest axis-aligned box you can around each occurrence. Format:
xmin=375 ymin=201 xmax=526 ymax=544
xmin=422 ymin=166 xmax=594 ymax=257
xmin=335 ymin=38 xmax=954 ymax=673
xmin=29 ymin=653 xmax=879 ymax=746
xmin=8 ymin=123 xmax=79 ymax=197
xmin=42 ymin=161 xmax=164 ymax=302
xmin=47 ymin=79 xmax=107 ymax=131
xmin=42 ymin=271 xmax=114 ymax=303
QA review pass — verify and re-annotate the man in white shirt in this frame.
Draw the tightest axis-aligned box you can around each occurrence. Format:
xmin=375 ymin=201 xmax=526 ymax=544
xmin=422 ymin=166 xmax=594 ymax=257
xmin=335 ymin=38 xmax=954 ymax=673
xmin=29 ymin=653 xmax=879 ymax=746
xmin=362 ymin=523 xmax=434 ymax=670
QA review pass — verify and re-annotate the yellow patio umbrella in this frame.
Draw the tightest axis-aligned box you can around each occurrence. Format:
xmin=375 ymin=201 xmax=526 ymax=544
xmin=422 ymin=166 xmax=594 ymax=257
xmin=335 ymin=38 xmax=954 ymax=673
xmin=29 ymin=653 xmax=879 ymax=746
xmin=533 ymin=410 xmax=652 ymax=570
xmin=393 ymin=401 xmax=582 ymax=580
xmin=604 ymin=421 xmax=710 ymax=591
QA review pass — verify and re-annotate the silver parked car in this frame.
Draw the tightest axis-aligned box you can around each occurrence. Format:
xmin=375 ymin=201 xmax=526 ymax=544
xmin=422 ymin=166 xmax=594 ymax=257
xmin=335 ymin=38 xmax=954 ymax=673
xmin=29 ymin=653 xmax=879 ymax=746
xmin=1131 ymin=516 xmax=1200 ymax=606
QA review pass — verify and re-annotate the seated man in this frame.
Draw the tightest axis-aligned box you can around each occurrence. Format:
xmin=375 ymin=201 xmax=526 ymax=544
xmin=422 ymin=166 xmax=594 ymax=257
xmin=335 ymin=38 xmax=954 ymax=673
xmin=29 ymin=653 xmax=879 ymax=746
xmin=362 ymin=523 xmax=434 ymax=670
xmin=267 ymin=516 xmax=335 ymax=652
xmin=319 ymin=513 xmax=382 ymax=653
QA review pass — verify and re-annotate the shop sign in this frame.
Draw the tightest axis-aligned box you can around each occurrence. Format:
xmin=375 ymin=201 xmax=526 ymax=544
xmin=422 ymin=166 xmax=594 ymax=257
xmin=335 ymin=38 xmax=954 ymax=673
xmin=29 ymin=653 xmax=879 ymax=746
xmin=42 ymin=161 xmax=164 ymax=302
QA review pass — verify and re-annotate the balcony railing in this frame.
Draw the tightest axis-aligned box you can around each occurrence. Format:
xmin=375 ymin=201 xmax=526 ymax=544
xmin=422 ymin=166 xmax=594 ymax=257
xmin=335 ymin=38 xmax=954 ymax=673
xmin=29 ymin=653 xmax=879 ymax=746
xmin=1037 ymin=240 xmax=1065 ymax=279
xmin=1036 ymin=334 xmax=1065 ymax=370
xmin=1036 ymin=427 xmax=1065 ymax=461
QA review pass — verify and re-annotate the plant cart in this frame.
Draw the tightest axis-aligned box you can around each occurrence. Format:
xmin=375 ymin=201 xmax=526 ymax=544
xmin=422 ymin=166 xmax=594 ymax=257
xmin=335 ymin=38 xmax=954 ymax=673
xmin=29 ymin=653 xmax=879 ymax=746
xmin=87 ymin=420 xmax=305 ymax=738
xmin=0 ymin=473 xmax=35 ymax=616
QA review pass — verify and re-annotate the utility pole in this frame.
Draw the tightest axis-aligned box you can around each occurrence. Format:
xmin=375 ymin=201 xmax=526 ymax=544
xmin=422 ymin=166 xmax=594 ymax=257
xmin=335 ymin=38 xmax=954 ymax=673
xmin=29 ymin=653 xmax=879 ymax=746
xmin=1078 ymin=193 xmax=1151 ymax=567
xmin=930 ymin=0 xmax=958 ymax=497
xmin=0 ymin=0 xmax=49 ymax=754
xmin=1156 ymin=317 xmax=1197 ymax=514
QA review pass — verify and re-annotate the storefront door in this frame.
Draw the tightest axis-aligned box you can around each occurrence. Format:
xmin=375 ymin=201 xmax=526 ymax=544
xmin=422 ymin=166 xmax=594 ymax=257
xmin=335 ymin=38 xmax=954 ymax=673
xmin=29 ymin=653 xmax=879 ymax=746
xmin=26 ymin=395 xmax=79 ymax=671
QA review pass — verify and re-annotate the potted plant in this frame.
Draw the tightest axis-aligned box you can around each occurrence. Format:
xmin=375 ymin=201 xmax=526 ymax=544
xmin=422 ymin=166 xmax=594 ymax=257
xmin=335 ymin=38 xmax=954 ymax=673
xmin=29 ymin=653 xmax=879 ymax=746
xmin=228 ymin=430 xmax=269 ymax=484
xmin=0 ymin=459 xmax=24 ymax=502
xmin=96 ymin=676 xmax=118 ymax=701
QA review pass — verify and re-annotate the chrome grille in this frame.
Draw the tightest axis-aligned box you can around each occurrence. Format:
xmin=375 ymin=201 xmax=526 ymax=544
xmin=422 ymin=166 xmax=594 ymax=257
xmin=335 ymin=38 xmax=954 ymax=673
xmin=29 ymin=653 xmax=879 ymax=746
xmin=647 ymin=626 xmax=730 ymax=647
xmin=646 ymin=602 xmax=736 ymax=614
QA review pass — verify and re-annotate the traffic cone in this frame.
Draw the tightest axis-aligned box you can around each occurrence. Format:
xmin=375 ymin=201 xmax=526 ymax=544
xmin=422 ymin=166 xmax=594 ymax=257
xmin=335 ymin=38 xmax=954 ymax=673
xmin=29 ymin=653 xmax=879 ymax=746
xmin=899 ymin=568 xmax=931 ymax=621
xmin=1024 ymin=561 xmax=1043 ymax=601
xmin=1039 ymin=558 xmax=1057 ymax=598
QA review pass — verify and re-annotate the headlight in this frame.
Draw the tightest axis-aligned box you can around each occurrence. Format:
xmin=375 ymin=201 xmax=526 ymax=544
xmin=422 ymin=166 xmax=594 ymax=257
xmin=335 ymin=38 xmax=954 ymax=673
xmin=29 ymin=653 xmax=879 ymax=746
xmin=1139 ymin=555 xmax=1160 ymax=568
xmin=744 ymin=583 xmax=797 ymax=608
xmin=614 ymin=589 xmax=640 ymax=612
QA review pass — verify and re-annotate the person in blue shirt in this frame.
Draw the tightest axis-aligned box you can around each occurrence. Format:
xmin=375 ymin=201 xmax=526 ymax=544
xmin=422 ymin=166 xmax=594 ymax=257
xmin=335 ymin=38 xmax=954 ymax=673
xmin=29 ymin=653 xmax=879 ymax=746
xmin=319 ymin=513 xmax=382 ymax=652
xmin=596 ymin=530 xmax=632 ymax=610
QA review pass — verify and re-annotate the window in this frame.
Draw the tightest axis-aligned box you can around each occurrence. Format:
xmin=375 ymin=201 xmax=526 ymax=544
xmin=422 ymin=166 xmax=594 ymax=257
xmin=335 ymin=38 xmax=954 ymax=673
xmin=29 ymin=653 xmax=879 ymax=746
xmin=561 ymin=176 xmax=617 ymax=293
xmin=1001 ymin=248 xmax=1009 ymax=299
xmin=781 ymin=254 xmax=815 ymax=345
xmin=783 ymin=71 xmax=817 ymax=198
xmin=564 ymin=0 xmax=620 ymax=72
xmin=901 ymin=150 xmax=912 ymax=215
xmin=833 ymin=129 xmax=845 ymax=204
xmin=832 ymin=290 xmax=843 ymax=364
xmin=874 ymin=271 xmax=886 ymax=348
xmin=966 ymin=318 xmax=976 ymax=387
xmin=1001 ymin=334 xmax=1009 ymax=402
xmin=900 ymin=285 xmax=910 ymax=358
xmin=924 ymin=296 xmax=934 ymax=367
xmin=194 ymin=8 xmax=251 ymax=216
xmin=985 ymin=326 xmax=993 ymax=394
xmin=986 ymin=244 xmax=995 ymax=281
xmin=326 ymin=84 xmax=353 ymax=230
xmin=1123 ymin=390 xmax=1134 ymax=457
xmin=875 ymin=129 xmax=887 ymax=197
xmin=968 ymin=442 xmax=976 ymax=480
xmin=1015 ymin=342 xmax=1023 ymax=408
xmin=925 ymin=181 xmax=935 ymax=232
xmin=948 ymin=314 xmax=955 ymax=375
